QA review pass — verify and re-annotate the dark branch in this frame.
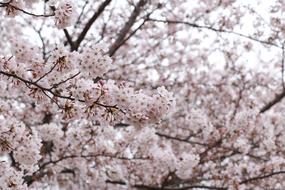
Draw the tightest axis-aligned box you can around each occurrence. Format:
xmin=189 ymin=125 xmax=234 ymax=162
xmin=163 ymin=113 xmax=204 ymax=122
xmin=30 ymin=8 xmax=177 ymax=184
xmin=147 ymin=18 xmax=282 ymax=49
xmin=260 ymin=90 xmax=285 ymax=113
xmin=155 ymin=132 xmax=208 ymax=146
xmin=73 ymin=0 xmax=112 ymax=51
xmin=0 ymin=1 xmax=54 ymax=17
xmin=63 ymin=29 xmax=75 ymax=50
xmin=240 ymin=170 xmax=285 ymax=184
xmin=0 ymin=70 xmax=122 ymax=112
xmin=106 ymin=180 xmax=227 ymax=190
xmin=108 ymin=0 xmax=147 ymax=56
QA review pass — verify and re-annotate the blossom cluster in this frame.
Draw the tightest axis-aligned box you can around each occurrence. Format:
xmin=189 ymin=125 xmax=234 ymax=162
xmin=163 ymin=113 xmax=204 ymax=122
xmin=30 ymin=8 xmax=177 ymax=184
xmin=1 ymin=0 xmax=285 ymax=189
xmin=0 ymin=116 xmax=42 ymax=188
xmin=1 ymin=0 xmax=77 ymax=29
xmin=0 ymin=0 xmax=39 ymax=16
xmin=0 ymin=161 xmax=27 ymax=190
xmin=1 ymin=39 xmax=175 ymax=127
xmin=52 ymin=1 xmax=77 ymax=29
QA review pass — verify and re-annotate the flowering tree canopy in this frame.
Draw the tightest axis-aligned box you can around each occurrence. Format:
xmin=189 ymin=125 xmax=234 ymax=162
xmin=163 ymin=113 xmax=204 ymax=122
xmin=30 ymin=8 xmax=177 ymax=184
xmin=0 ymin=0 xmax=285 ymax=189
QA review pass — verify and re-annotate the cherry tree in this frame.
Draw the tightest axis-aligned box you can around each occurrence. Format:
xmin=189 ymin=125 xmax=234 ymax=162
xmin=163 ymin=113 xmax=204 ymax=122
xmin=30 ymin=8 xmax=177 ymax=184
xmin=0 ymin=0 xmax=285 ymax=189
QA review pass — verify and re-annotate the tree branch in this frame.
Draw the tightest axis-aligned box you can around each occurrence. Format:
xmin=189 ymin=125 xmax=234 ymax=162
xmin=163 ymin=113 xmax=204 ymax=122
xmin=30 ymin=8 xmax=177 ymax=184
xmin=147 ymin=18 xmax=282 ymax=49
xmin=105 ymin=180 xmax=227 ymax=190
xmin=0 ymin=69 xmax=122 ymax=112
xmin=73 ymin=0 xmax=112 ymax=51
xmin=63 ymin=29 xmax=75 ymax=50
xmin=259 ymin=90 xmax=285 ymax=113
xmin=240 ymin=170 xmax=285 ymax=184
xmin=108 ymin=0 xmax=147 ymax=56
xmin=155 ymin=132 xmax=208 ymax=146
xmin=0 ymin=1 xmax=54 ymax=17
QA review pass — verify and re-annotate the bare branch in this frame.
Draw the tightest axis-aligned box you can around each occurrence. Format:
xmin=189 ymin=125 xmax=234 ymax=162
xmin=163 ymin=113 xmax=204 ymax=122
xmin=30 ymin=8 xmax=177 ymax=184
xmin=260 ymin=90 xmax=285 ymax=113
xmin=281 ymin=43 xmax=285 ymax=90
xmin=240 ymin=170 xmax=285 ymax=184
xmin=108 ymin=0 xmax=147 ymax=56
xmin=105 ymin=180 xmax=227 ymax=190
xmin=63 ymin=29 xmax=75 ymax=50
xmin=147 ymin=18 xmax=282 ymax=49
xmin=0 ymin=1 xmax=54 ymax=17
xmin=73 ymin=0 xmax=112 ymax=51
xmin=155 ymin=132 xmax=208 ymax=146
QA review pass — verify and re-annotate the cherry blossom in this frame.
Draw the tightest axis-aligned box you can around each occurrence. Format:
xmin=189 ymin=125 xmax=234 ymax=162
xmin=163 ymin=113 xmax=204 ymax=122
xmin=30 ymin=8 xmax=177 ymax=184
xmin=0 ymin=0 xmax=285 ymax=189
